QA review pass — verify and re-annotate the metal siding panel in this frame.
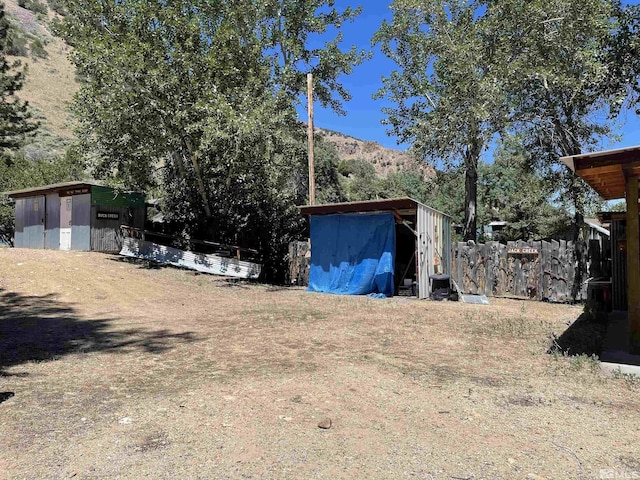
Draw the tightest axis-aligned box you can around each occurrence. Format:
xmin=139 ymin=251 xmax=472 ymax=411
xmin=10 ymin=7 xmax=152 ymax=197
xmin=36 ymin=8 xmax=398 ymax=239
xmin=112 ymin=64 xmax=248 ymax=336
xmin=71 ymin=194 xmax=91 ymax=251
xmin=45 ymin=193 xmax=60 ymax=249
xmin=90 ymin=205 xmax=145 ymax=252
xmin=14 ymin=198 xmax=24 ymax=247
xmin=416 ymin=205 xmax=452 ymax=298
xmin=91 ymin=205 xmax=123 ymax=252
xmin=120 ymin=237 xmax=262 ymax=279
xmin=23 ymin=196 xmax=45 ymax=248
xmin=417 ymin=204 xmax=434 ymax=299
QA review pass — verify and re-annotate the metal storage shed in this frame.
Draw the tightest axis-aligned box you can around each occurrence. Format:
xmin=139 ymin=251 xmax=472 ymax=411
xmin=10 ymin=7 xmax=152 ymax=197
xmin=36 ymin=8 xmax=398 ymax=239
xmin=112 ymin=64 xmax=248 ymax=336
xmin=299 ymin=197 xmax=453 ymax=299
xmin=5 ymin=181 xmax=145 ymax=252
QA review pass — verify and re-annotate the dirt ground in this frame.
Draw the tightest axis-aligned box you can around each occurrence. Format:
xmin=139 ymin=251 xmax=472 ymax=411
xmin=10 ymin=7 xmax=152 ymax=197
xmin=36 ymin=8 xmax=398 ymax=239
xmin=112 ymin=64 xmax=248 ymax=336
xmin=0 ymin=249 xmax=638 ymax=480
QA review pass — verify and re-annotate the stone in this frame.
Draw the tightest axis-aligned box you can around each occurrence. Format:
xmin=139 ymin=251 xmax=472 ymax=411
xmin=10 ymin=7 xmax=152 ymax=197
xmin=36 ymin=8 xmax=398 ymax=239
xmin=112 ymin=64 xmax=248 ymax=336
xmin=318 ymin=418 xmax=332 ymax=429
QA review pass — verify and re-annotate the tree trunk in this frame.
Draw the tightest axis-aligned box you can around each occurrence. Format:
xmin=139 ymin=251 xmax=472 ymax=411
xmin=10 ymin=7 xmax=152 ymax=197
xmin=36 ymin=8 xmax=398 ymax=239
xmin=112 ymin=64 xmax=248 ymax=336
xmin=463 ymin=140 xmax=480 ymax=242
xmin=183 ymin=139 xmax=212 ymax=218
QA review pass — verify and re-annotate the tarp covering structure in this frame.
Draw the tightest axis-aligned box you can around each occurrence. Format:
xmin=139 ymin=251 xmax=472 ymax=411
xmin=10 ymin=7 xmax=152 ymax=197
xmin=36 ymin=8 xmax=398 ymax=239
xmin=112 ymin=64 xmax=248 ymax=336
xmin=308 ymin=213 xmax=395 ymax=296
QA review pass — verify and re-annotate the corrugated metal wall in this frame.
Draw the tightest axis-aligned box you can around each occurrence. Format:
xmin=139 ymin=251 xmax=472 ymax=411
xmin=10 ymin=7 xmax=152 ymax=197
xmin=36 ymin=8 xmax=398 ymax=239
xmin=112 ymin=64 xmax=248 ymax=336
xmin=611 ymin=219 xmax=627 ymax=311
xmin=45 ymin=193 xmax=60 ymax=249
xmin=22 ymin=196 xmax=45 ymax=249
xmin=70 ymin=193 xmax=91 ymax=251
xmin=14 ymin=198 xmax=25 ymax=247
xmin=417 ymin=203 xmax=452 ymax=299
xmin=90 ymin=205 xmax=144 ymax=252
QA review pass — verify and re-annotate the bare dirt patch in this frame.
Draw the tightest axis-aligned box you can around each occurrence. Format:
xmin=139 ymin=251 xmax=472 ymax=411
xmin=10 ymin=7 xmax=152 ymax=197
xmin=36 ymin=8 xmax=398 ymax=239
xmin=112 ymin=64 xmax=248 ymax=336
xmin=0 ymin=249 xmax=638 ymax=479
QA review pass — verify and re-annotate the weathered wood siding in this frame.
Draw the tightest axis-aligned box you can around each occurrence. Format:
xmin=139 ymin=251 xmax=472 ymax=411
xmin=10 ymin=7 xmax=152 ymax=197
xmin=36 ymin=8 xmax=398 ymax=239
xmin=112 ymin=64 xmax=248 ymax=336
xmin=452 ymin=240 xmax=601 ymax=302
xmin=288 ymin=240 xmax=310 ymax=285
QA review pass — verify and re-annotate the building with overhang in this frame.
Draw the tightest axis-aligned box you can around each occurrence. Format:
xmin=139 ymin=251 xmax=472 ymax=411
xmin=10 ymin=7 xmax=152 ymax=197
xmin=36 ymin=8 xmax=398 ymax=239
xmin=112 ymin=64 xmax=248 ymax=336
xmin=299 ymin=198 xmax=452 ymax=299
xmin=5 ymin=181 xmax=145 ymax=252
xmin=561 ymin=146 xmax=640 ymax=358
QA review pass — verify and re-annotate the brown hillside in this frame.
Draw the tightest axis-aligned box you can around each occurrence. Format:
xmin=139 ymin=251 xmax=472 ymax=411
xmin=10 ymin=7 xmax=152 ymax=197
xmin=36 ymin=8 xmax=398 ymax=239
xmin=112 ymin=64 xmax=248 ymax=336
xmin=318 ymin=128 xmax=435 ymax=178
xmin=4 ymin=0 xmax=78 ymax=139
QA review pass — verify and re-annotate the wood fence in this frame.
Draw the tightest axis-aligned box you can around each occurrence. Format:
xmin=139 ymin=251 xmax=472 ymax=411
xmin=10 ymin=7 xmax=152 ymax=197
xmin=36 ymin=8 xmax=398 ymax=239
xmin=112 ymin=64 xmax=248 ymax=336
xmin=288 ymin=240 xmax=310 ymax=286
xmin=452 ymin=239 xmax=605 ymax=302
xmin=289 ymin=238 xmax=607 ymax=303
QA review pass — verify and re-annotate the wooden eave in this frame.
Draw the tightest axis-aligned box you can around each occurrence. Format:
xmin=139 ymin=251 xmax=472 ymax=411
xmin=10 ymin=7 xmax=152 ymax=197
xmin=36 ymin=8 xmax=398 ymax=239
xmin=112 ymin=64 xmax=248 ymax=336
xmin=561 ymin=146 xmax=640 ymax=200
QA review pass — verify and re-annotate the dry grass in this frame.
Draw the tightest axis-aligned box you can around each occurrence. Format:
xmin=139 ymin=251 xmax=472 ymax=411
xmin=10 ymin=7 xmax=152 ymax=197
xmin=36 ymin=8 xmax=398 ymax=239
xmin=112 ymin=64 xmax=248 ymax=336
xmin=4 ymin=0 xmax=78 ymax=140
xmin=0 ymin=249 xmax=638 ymax=479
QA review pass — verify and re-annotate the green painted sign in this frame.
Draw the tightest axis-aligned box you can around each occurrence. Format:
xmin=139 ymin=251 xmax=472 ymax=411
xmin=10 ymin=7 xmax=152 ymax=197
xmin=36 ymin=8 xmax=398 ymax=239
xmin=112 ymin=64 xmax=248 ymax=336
xmin=91 ymin=186 xmax=144 ymax=208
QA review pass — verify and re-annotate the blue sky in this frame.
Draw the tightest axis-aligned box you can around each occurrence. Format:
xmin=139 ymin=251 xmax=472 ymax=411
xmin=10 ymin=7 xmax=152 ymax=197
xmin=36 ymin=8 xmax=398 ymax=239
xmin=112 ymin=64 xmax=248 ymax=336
xmin=295 ymin=1 xmax=640 ymax=158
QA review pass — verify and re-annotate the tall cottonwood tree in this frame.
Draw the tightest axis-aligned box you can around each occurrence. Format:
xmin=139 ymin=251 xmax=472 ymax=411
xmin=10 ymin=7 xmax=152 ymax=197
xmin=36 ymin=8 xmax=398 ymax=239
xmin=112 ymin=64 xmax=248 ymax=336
xmin=374 ymin=0 xmax=507 ymax=241
xmin=486 ymin=0 xmax=639 ymax=299
xmin=58 ymin=0 xmax=367 ymax=280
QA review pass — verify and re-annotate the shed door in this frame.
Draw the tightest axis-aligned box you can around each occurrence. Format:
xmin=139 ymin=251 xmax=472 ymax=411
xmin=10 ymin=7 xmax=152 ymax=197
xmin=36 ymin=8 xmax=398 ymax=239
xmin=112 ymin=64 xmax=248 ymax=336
xmin=60 ymin=197 xmax=72 ymax=251
xmin=23 ymin=196 xmax=45 ymax=249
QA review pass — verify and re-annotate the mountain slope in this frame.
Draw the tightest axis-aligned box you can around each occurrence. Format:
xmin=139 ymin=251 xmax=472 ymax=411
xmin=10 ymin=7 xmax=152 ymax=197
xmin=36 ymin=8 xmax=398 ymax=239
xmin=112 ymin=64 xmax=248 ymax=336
xmin=4 ymin=0 xmax=78 ymax=142
xmin=318 ymin=128 xmax=435 ymax=178
xmin=3 ymin=2 xmax=428 ymax=178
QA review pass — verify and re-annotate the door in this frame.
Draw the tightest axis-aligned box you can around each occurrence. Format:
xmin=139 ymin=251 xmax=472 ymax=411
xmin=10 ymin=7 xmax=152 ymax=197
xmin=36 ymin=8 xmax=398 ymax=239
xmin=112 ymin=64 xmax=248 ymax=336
xmin=45 ymin=193 xmax=60 ymax=249
xmin=23 ymin=196 xmax=45 ymax=249
xmin=60 ymin=197 xmax=72 ymax=250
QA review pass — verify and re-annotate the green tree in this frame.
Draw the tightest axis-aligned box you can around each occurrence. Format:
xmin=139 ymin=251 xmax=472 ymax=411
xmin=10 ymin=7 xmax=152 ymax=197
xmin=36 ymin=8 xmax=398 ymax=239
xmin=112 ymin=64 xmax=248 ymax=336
xmin=58 ymin=0 xmax=366 ymax=280
xmin=478 ymin=136 xmax=571 ymax=241
xmin=313 ymin=135 xmax=346 ymax=204
xmin=487 ymin=0 xmax=637 ymax=298
xmin=374 ymin=0 xmax=507 ymax=241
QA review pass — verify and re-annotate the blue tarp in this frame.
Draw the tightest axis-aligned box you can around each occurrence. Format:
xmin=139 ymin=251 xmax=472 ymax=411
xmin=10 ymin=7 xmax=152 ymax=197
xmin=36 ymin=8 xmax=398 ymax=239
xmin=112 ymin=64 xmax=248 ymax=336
xmin=308 ymin=213 xmax=395 ymax=296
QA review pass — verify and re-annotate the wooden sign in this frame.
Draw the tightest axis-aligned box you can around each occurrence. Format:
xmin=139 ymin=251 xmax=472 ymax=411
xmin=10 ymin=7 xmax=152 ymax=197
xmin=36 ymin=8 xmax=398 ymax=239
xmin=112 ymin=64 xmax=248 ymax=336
xmin=507 ymin=247 xmax=539 ymax=255
xmin=97 ymin=211 xmax=119 ymax=220
xmin=60 ymin=187 xmax=90 ymax=197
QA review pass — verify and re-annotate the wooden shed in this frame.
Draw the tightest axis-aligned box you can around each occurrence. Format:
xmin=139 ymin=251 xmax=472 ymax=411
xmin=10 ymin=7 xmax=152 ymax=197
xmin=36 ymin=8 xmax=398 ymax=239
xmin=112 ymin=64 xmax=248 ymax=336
xmin=300 ymin=198 xmax=453 ymax=299
xmin=5 ymin=181 xmax=145 ymax=252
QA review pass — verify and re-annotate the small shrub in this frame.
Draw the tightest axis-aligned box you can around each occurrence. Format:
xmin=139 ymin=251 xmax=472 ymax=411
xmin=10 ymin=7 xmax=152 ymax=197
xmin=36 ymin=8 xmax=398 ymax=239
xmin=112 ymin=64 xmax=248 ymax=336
xmin=18 ymin=0 xmax=48 ymax=15
xmin=30 ymin=39 xmax=48 ymax=59
xmin=47 ymin=0 xmax=67 ymax=16
xmin=7 ymin=29 xmax=28 ymax=57
xmin=612 ymin=368 xmax=640 ymax=389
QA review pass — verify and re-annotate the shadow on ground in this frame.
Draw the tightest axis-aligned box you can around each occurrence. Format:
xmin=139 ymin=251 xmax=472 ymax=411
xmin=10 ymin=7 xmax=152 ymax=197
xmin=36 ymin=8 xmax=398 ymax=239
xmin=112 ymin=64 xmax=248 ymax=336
xmin=548 ymin=312 xmax=608 ymax=357
xmin=108 ymin=255 xmax=168 ymax=270
xmin=0 ymin=289 xmax=199 ymax=375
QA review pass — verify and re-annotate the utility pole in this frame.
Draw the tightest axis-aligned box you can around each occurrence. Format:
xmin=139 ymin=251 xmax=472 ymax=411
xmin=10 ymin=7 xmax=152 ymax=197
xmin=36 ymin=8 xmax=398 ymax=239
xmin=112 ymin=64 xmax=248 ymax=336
xmin=307 ymin=73 xmax=316 ymax=205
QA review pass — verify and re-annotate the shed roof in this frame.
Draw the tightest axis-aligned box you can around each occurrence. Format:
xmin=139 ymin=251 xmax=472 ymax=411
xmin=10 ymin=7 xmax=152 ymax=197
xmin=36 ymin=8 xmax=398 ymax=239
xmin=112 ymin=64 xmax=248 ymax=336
xmin=299 ymin=197 xmax=451 ymax=218
xmin=3 ymin=181 xmax=103 ymax=198
xmin=561 ymin=145 xmax=640 ymax=200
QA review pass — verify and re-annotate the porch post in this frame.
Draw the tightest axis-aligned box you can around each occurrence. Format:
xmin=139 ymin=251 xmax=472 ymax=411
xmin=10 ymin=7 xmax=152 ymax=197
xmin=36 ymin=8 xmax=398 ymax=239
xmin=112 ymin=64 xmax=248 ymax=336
xmin=626 ymin=175 xmax=640 ymax=353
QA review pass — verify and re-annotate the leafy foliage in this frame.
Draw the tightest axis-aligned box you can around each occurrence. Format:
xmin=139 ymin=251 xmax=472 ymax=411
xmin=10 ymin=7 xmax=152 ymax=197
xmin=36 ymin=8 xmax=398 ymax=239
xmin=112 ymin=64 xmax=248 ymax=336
xmin=18 ymin=0 xmax=48 ymax=15
xmin=58 ymin=0 xmax=367 ymax=280
xmin=374 ymin=0 xmax=508 ymax=241
xmin=478 ymin=136 xmax=571 ymax=241
xmin=0 ymin=149 xmax=86 ymax=245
